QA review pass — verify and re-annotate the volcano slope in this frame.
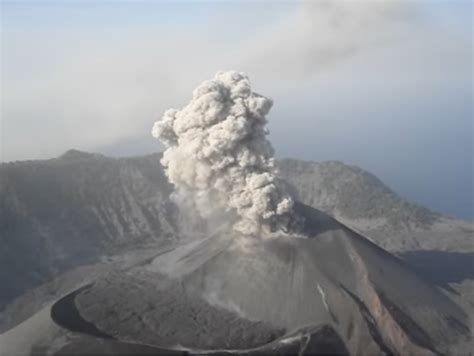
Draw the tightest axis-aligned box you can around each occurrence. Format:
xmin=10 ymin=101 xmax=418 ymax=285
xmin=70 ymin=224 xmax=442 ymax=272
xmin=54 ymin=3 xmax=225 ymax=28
xmin=5 ymin=203 xmax=462 ymax=356
xmin=0 ymin=204 xmax=470 ymax=355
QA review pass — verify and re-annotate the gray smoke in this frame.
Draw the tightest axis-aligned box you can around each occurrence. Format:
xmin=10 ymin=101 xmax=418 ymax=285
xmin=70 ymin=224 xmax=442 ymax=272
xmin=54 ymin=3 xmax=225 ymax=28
xmin=152 ymin=71 xmax=296 ymax=236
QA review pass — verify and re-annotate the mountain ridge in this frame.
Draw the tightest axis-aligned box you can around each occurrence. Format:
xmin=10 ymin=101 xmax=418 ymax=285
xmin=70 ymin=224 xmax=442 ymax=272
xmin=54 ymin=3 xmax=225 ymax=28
xmin=1 ymin=150 xmax=472 ymax=310
xmin=278 ymin=158 xmax=441 ymax=229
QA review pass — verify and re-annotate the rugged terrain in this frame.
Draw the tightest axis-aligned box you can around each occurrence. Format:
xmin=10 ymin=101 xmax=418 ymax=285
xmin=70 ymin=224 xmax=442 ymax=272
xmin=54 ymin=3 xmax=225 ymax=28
xmin=0 ymin=204 xmax=470 ymax=355
xmin=0 ymin=150 xmax=177 ymax=308
xmin=278 ymin=158 xmax=473 ymax=252
xmin=0 ymin=150 xmax=472 ymax=317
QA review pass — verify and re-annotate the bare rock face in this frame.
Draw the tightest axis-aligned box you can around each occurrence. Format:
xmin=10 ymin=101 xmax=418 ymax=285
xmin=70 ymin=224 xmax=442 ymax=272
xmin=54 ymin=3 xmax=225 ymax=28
xmin=277 ymin=159 xmax=473 ymax=252
xmin=64 ymin=205 xmax=469 ymax=355
xmin=0 ymin=151 xmax=177 ymax=308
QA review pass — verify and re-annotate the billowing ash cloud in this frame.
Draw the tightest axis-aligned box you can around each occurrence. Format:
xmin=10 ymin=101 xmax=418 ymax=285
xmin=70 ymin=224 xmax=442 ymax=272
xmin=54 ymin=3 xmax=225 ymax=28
xmin=152 ymin=71 xmax=296 ymax=235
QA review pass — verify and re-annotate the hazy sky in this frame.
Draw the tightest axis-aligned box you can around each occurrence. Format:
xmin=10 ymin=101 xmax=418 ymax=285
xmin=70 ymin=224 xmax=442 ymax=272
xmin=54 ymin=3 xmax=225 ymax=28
xmin=1 ymin=0 xmax=472 ymax=220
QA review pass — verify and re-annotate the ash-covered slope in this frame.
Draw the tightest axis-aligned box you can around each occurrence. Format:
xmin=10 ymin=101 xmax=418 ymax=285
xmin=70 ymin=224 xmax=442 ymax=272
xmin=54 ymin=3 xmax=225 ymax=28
xmin=0 ymin=150 xmax=177 ymax=308
xmin=2 ymin=151 xmax=473 ymax=309
xmin=2 ymin=204 xmax=468 ymax=355
xmin=74 ymin=205 xmax=470 ymax=355
xmin=278 ymin=159 xmax=438 ymax=230
xmin=278 ymin=159 xmax=473 ymax=252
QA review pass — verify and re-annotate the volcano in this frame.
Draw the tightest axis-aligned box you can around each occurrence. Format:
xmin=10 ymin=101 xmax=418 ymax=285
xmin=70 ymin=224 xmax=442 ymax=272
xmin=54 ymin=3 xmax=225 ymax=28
xmin=0 ymin=71 xmax=470 ymax=355
xmin=2 ymin=203 xmax=467 ymax=356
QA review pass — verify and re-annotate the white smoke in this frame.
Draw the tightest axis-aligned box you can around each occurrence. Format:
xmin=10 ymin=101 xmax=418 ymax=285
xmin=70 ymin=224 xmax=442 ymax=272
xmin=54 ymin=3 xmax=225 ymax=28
xmin=152 ymin=71 xmax=296 ymax=236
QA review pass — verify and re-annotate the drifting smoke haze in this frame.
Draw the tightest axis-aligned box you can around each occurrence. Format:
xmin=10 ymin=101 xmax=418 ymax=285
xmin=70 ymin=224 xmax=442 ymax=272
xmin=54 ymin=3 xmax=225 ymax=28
xmin=152 ymin=71 xmax=297 ymax=236
xmin=244 ymin=0 xmax=420 ymax=77
xmin=2 ymin=0 xmax=463 ymax=161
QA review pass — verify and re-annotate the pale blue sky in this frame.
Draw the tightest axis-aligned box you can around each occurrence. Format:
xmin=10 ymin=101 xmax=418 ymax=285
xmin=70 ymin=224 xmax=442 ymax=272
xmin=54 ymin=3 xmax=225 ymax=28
xmin=1 ymin=0 xmax=472 ymax=220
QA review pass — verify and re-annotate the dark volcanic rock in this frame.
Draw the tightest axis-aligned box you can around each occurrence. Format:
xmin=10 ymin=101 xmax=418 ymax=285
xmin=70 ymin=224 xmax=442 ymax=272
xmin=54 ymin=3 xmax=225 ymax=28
xmin=75 ymin=272 xmax=285 ymax=351
xmin=55 ymin=205 xmax=469 ymax=355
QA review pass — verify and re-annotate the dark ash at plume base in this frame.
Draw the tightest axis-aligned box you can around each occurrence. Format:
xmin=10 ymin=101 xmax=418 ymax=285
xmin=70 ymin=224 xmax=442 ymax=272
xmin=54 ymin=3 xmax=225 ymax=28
xmin=152 ymin=70 xmax=302 ymax=236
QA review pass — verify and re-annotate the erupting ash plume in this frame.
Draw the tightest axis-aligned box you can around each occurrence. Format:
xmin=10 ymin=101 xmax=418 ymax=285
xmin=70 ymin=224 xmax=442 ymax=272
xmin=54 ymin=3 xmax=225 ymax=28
xmin=152 ymin=71 xmax=297 ymax=235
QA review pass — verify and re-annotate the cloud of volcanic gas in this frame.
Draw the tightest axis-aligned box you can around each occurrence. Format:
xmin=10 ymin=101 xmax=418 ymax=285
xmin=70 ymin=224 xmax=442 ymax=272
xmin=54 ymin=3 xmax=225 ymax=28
xmin=152 ymin=71 xmax=297 ymax=235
